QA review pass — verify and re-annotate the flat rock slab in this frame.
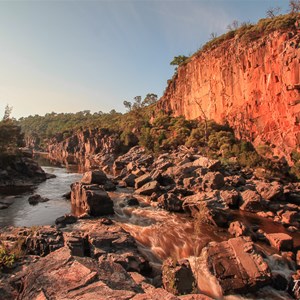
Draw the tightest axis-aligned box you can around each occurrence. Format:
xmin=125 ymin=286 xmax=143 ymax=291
xmin=17 ymin=246 xmax=140 ymax=300
xmin=266 ymin=233 xmax=294 ymax=251
xmin=135 ymin=180 xmax=160 ymax=196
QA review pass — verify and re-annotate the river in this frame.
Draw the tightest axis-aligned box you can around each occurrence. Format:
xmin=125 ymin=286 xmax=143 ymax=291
xmin=0 ymin=165 xmax=82 ymax=227
xmin=0 ymin=157 xmax=298 ymax=299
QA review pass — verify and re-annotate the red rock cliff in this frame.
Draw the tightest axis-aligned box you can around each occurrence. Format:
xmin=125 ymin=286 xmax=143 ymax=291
xmin=158 ymin=28 xmax=300 ymax=161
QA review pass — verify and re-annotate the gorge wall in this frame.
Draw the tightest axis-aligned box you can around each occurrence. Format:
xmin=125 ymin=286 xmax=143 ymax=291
xmin=47 ymin=128 xmax=122 ymax=162
xmin=158 ymin=27 xmax=300 ymax=161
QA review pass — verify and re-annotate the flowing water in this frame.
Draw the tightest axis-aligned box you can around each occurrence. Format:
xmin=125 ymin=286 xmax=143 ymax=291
xmin=1 ymin=156 xmax=299 ymax=299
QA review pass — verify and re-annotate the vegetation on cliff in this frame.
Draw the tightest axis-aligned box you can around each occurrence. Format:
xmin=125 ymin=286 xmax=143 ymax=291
xmin=0 ymin=106 xmax=24 ymax=154
xmin=170 ymin=10 xmax=299 ymax=69
xmin=0 ymin=106 xmax=25 ymax=171
xmin=18 ymin=102 xmax=291 ymax=180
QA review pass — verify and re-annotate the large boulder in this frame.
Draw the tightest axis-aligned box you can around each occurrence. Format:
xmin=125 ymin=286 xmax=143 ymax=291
xmin=81 ymin=170 xmax=108 ymax=185
xmin=55 ymin=214 xmax=78 ymax=227
xmin=255 ymin=181 xmax=283 ymax=201
xmin=123 ymin=173 xmax=137 ymax=187
xmin=81 ymin=220 xmax=151 ymax=274
xmin=239 ymin=190 xmax=263 ymax=212
xmin=202 ymin=172 xmax=225 ymax=190
xmin=220 ymin=189 xmax=240 ymax=208
xmin=228 ymin=221 xmax=254 ymax=238
xmin=135 ymin=173 xmax=152 ymax=189
xmin=189 ymin=237 xmax=271 ymax=297
xmin=71 ymin=182 xmax=114 ymax=216
xmin=135 ymin=181 xmax=160 ymax=196
xmin=192 ymin=157 xmax=221 ymax=171
xmin=183 ymin=192 xmax=230 ymax=227
xmin=265 ymin=233 xmax=294 ymax=251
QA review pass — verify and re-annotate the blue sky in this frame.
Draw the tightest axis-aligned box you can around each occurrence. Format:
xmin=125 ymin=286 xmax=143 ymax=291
xmin=0 ymin=0 xmax=290 ymax=119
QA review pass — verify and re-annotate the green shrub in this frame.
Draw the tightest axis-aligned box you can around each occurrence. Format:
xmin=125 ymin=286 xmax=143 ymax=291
xmin=0 ymin=245 xmax=16 ymax=270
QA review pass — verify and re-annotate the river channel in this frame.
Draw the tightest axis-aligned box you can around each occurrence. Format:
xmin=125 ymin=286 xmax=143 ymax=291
xmin=0 ymin=157 xmax=299 ymax=299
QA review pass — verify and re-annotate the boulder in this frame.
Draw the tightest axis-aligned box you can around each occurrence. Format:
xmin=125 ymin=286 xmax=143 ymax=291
xmin=71 ymin=182 xmax=114 ymax=216
xmin=239 ymin=190 xmax=263 ymax=212
xmin=225 ymin=175 xmax=246 ymax=187
xmin=281 ymin=210 xmax=299 ymax=224
xmin=189 ymin=237 xmax=271 ymax=297
xmin=28 ymin=194 xmax=49 ymax=205
xmin=81 ymin=170 xmax=108 ymax=185
xmin=265 ymin=233 xmax=294 ymax=251
xmin=124 ymin=196 xmax=139 ymax=206
xmin=255 ymin=181 xmax=283 ymax=201
xmin=228 ymin=221 xmax=254 ymax=238
xmin=135 ymin=174 xmax=152 ymax=189
xmin=192 ymin=157 xmax=221 ymax=171
xmin=183 ymin=192 xmax=230 ymax=227
xmin=202 ymin=172 xmax=225 ymax=190
xmin=102 ymin=180 xmax=116 ymax=191
xmin=123 ymin=173 xmax=137 ymax=187
xmin=135 ymin=181 xmax=160 ymax=196
xmin=55 ymin=214 xmax=78 ymax=227
xmin=84 ymin=221 xmax=151 ymax=274
xmin=162 ymin=258 xmax=196 ymax=295
xmin=220 ymin=189 xmax=240 ymax=208
xmin=158 ymin=193 xmax=183 ymax=212
xmin=62 ymin=191 xmax=71 ymax=199
xmin=65 ymin=232 xmax=89 ymax=257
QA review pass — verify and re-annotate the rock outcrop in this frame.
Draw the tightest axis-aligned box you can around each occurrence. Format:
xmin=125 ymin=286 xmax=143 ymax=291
xmin=0 ymin=153 xmax=47 ymax=191
xmin=158 ymin=24 xmax=300 ymax=161
xmin=47 ymin=128 xmax=124 ymax=172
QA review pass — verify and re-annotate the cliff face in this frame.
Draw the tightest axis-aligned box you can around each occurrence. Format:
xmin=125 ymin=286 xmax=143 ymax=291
xmin=159 ymin=29 xmax=300 ymax=161
xmin=48 ymin=128 xmax=122 ymax=160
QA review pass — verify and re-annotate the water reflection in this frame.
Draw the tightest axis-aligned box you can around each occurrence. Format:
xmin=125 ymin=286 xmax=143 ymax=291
xmin=0 ymin=166 xmax=82 ymax=227
xmin=35 ymin=153 xmax=99 ymax=173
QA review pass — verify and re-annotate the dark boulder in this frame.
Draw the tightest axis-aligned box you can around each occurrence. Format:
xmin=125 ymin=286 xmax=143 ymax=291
xmin=55 ymin=214 xmax=78 ymax=227
xmin=71 ymin=182 xmax=114 ymax=216
xmin=28 ymin=194 xmax=49 ymax=205
xmin=162 ymin=258 xmax=196 ymax=295
xmin=202 ymin=172 xmax=225 ymax=190
xmin=158 ymin=193 xmax=183 ymax=212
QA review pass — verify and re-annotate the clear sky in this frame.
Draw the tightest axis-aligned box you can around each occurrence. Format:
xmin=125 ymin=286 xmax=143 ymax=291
xmin=0 ymin=0 xmax=290 ymax=119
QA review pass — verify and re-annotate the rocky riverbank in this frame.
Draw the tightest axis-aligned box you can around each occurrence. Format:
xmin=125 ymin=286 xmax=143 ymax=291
xmin=1 ymin=146 xmax=300 ymax=299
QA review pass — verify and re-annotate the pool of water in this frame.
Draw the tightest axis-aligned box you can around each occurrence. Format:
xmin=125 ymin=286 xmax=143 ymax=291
xmin=0 ymin=166 xmax=82 ymax=227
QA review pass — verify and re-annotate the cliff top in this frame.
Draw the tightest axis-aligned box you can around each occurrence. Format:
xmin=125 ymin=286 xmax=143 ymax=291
xmin=180 ymin=13 xmax=299 ymax=66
